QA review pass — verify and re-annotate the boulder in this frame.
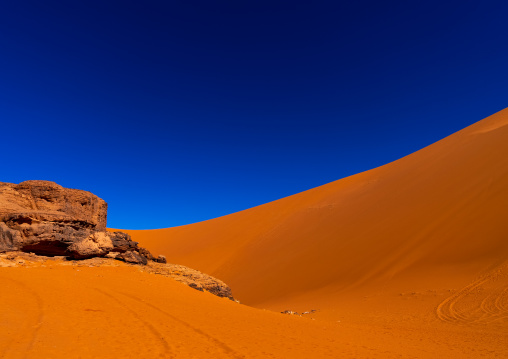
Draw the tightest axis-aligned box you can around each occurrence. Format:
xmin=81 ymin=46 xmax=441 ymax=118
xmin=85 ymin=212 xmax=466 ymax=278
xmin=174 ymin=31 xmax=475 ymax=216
xmin=155 ymin=255 xmax=167 ymax=264
xmin=67 ymin=231 xmax=114 ymax=259
xmin=0 ymin=180 xmax=107 ymax=230
xmin=117 ymin=250 xmax=148 ymax=265
xmin=137 ymin=247 xmax=156 ymax=261
xmin=0 ymin=180 xmax=155 ymax=264
xmin=108 ymin=231 xmax=140 ymax=253
xmin=0 ymin=180 xmax=107 ymax=254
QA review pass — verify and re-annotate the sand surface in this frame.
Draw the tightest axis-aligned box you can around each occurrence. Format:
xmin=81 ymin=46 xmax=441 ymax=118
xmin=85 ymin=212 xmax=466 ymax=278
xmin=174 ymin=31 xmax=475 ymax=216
xmin=2 ymin=108 xmax=508 ymax=358
xmin=1 ymin=261 xmax=506 ymax=358
xmin=124 ymin=108 xmax=508 ymax=356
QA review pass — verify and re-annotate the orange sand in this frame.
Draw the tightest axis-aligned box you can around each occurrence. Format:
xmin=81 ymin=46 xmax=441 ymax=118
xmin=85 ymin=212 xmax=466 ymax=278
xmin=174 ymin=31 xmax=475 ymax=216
xmin=1 ymin=263 xmax=506 ymax=358
xmin=2 ymin=108 xmax=508 ymax=358
xmin=126 ymin=109 xmax=508 ymax=302
xmin=125 ymin=108 xmax=508 ymax=356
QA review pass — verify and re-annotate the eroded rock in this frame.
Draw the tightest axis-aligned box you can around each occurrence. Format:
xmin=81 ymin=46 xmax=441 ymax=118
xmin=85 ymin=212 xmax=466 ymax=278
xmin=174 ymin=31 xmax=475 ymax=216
xmin=155 ymin=255 xmax=167 ymax=264
xmin=117 ymin=250 xmax=148 ymax=265
xmin=145 ymin=263 xmax=234 ymax=299
xmin=0 ymin=181 xmax=237 ymax=300
xmin=0 ymin=180 xmax=107 ymax=230
xmin=67 ymin=231 xmax=114 ymax=259
xmin=0 ymin=180 xmax=154 ymax=264
xmin=138 ymin=247 xmax=155 ymax=261
xmin=0 ymin=252 xmax=237 ymax=301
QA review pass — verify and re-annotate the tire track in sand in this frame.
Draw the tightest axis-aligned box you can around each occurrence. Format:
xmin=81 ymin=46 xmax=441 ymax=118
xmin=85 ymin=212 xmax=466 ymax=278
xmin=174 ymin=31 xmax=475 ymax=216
xmin=495 ymin=287 xmax=508 ymax=312
xmin=436 ymin=278 xmax=489 ymax=323
xmin=94 ymin=288 xmax=173 ymax=358
xmin=118 ymin=292 xmax=245 ymax=359
xmin=483 ymin=287 xmax=508 ymax=323
xmin=436 ymin=262 xmax=508 ymax=325
xmin=0 ymin=277 xmax=44 ymax=359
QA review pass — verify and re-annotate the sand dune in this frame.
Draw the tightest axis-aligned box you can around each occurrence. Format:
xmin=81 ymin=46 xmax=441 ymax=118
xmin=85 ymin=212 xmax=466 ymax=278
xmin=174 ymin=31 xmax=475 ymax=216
xmin=2 ymin=108 xmax=508 ymax=358
xmin=1 ymin=261 xmax=506 ymax=358
xmin=125 ymin=108 xmax=508 ymax=309
xmin=0 ymin=263 xmax=347 ymax=358
xmin=121 ymin=108 xmax=508 ymax=357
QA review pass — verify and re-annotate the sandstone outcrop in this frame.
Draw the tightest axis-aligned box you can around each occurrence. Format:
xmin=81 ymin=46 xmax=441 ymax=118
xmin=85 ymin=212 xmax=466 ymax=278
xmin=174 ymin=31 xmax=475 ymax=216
xmin=117 ymin=250 xmax=148 ymax=265
xmin=0 ymin=251 xmax=236 ymax=301
xmin=0 ymin=180 xmax=154 ymax=263
xmin=144 ymin=262 xmax=234 ymax=300
xmin=138 ymin=247 xmax=167 ymax=263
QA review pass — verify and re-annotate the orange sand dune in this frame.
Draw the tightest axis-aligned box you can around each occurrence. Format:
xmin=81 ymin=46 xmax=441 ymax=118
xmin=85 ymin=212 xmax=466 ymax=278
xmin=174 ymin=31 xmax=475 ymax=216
xmin=2 ymin=108 xmax=508 ymax=359
xmin=0 ymin=264 xmax=349 ymax=358
xmin=124 ymin=108 xmax=508 ymax=324
xmin=1 ymin=262 xmax=506 ymax=358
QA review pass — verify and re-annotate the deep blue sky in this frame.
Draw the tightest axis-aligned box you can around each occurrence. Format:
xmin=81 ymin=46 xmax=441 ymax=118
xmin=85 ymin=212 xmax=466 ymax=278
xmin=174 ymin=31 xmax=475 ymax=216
xmin=1 ymin=1 xmax=507 ymax=229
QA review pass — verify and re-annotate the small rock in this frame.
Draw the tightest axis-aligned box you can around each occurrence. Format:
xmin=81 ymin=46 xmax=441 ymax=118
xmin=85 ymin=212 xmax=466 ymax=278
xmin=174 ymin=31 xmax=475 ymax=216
xmin=117 ymin=250 xmax=148 ymax=265
xmin=155 ymin=255 xmax=167 ymax=264
xmin=188 ymin=283 xmax=204 ymax=291
xmin=137 ymin=247 xmax=155 ymax=261
xmin=105 ymin=252 xmax=119 ymax=259
xmin=281 ymin=310 xmax=300 ymax=315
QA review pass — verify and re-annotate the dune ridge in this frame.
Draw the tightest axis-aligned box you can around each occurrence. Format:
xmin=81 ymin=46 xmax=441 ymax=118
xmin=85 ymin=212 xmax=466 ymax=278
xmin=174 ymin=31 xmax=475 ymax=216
xmin=125 ymin=108 xmax=508 ymax=316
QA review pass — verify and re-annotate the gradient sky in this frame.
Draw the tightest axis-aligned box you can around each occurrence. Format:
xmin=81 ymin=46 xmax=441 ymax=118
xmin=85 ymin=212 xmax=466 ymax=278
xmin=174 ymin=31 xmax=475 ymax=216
xmin=1 ymin=1 xmax=507 ymax=229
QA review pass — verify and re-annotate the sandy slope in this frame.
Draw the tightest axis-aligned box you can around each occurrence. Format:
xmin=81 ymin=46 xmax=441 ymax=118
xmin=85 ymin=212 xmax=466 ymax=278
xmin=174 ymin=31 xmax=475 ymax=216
xmin=126 ymin=108 xmax=508 ymax=302
xmin=121 ymin=108 xmax=508 ymax=355
xmin=1 ymin=262 xmax=506 ymax=359
xmin=0 ymin=263 xmax=345 ymax=359
xmin=2 ymin=108 xmax=508 ymax=358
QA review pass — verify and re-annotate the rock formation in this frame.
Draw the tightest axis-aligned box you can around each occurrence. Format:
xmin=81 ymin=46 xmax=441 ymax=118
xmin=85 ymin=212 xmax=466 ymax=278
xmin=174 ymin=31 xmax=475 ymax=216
xmin=0 ymin=251 xmax=235 ymax=301
xmin=0 ymin=180 xmax=164 ymax=264
xmin=145 ymin=263 xmax=234 ymax=299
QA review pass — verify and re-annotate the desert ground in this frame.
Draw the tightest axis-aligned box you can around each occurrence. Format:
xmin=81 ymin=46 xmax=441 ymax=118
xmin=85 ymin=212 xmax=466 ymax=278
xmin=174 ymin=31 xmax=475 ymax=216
xmin=2 ymin=108 xmax=508 ymax=358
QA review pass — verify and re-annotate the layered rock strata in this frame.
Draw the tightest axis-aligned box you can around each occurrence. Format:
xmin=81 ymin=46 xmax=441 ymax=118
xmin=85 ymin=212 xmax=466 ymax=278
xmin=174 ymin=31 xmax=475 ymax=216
xmin=0 ymin=180 xmax=165 ymax=264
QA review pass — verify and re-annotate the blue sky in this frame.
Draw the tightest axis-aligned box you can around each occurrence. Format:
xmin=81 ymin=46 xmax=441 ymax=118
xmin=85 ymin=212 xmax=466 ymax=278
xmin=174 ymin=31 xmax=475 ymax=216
xmin=1 ymin=0 xmax=507 ymax=229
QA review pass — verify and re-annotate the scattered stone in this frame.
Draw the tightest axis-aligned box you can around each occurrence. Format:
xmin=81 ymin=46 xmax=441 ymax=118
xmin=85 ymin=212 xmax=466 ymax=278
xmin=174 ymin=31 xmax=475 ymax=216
xmin=281 ymin=309 xmax=317 ymax=316
xmin=155 ymin=255 xmax=167 ymax=264
xmin=301 ymin=310 xmax=317 ymax=315
xmin=281 ymin=310 xmax=300 ymax=315
xmin=117 ymin=250 xmax=148 ymax=265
